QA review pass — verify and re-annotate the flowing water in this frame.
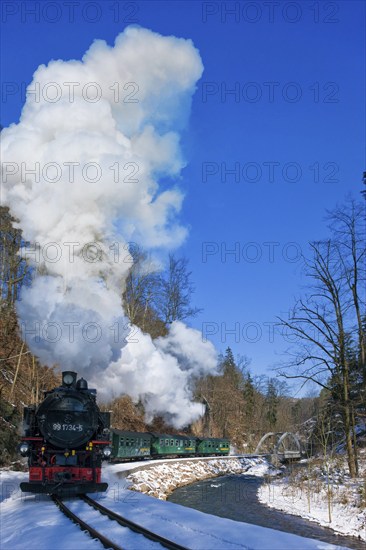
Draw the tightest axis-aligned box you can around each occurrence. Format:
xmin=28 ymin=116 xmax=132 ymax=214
xmin=168 ymin=475 xmax=364 ymax=549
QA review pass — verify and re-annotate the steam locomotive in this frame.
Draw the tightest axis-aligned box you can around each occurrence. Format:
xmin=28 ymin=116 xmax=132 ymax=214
xmin=19 ymin=371 xmax=230 ymax=496
xmin=19 ymin=371 xmax=111 ymax=495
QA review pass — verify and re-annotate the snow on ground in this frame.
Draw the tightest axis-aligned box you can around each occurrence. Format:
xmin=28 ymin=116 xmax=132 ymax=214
xmin=0 ymin=462 xmax=353 ymax=550
xmin=0 ymin=470 xmax=104 ymax=550
xmin=258 ymin=458 xmax=366 ymax=542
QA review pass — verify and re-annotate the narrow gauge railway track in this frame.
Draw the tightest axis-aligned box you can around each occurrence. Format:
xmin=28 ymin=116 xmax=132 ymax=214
xmin=81 ymin=495 xmax=189 ymax=550
xmin=52 ymin=494 xmax=189 ymax=550
xmin=51 ymin=495 xmax=122 ymax=550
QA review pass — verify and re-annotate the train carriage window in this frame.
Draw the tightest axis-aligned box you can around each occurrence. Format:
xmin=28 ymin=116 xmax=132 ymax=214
xmin=160 ymin=439 xmax=163 ymax=445
xmin=170 ymin=439 xmax=174 ymax=446
xmin=126 ymin=438 xmax=129 ymax=446
xmin=120 ymin=437 xmax=124 ymax=444
xmin=165 ymin=439 xmax=169 ymax=446
xmin=175 ymin=440 xmax=178 ymax=446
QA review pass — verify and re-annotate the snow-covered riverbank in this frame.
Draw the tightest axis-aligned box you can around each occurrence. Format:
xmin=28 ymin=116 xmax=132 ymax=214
xmin=126 ymin=456 xmax=275 ymax=499
xmin=258 ymin=459 xmax=366 ymax=542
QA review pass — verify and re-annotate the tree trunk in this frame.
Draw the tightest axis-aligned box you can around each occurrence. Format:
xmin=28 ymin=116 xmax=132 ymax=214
xmin=10 ymin=342 xmax=25 ymax=400
xmin=343 ymin=372 xmax=357 ymax=477
xmin=351 ymin=404 xmax=359 ymax=476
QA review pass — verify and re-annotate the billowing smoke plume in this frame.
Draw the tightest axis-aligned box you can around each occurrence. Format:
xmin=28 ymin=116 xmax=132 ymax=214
xmin=1 ymin=26 xmax=218 ymax=427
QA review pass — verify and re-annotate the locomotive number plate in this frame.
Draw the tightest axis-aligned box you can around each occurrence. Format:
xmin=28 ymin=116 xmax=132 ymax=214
xmin=52 ymin=422 xmax=83 ymax=432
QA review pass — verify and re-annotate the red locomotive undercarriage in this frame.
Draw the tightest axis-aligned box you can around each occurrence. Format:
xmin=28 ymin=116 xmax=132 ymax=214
xmin=20 ymin=437 xmax=109 ymax=495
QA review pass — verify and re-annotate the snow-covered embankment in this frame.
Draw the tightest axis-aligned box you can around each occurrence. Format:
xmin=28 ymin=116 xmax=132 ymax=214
xmin=257 ymin=463 xmax=366 ymax=542
xmin=126 ymin=456 xmax=273 ymax=499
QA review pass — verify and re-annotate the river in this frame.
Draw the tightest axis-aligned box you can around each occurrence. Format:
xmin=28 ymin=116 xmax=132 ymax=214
xmin=167 ymin=474 xmax=364 ymax=549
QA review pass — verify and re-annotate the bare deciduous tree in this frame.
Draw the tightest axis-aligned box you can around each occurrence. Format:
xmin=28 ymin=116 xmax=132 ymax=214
xmin=278 ymin=199 xmax=365 ymax=477
xmin=156 ymin=254 xmax=202 ymax=324
xmin=122 ymin=247 xmax=166 ymax=337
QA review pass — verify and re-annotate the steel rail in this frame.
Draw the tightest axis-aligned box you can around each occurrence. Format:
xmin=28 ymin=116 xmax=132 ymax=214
xmin=81 ymin=495 xmax=189 ymax=550
xmin=52 ymin=495 xmax=123 ymax=550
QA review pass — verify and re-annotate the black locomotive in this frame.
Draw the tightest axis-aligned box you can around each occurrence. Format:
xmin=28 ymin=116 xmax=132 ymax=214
xmin=19 ymin=371 xmax=111 ymax=495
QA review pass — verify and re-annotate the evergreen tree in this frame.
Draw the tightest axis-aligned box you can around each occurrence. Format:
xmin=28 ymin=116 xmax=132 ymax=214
xmin=222 ymin=347 xmax=241 ymax=389
xmin=265 ymin=379 xmax=279 ymax=430
xmin=243 ymin=372 xmax=256 ymax=442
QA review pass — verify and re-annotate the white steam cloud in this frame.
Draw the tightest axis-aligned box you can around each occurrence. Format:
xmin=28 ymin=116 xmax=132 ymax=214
xmin=1 ymin=26 xmax=218 ymax=427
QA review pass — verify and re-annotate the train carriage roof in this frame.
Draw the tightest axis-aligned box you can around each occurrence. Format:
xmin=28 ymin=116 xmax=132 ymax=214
xmin=111 ymin=429 xmax=152 ymax=438
xmin=150 ymin=433 xmax=197 ymax=440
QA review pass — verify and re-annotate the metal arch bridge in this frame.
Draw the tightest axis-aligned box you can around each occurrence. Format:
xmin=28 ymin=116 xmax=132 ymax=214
xmin=254 ymin=432 xmax=302 ymax=460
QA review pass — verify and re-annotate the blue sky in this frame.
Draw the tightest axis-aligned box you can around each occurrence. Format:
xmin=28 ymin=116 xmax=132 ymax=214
xmin=1 ymin=1 xmax=365 ymax=392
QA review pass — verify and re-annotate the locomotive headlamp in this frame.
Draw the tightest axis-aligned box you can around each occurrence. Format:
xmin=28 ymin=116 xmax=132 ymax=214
xmin=62 ymin=371 xmax=77 ymax=387
xmin=102 ymin=446 xmax=112 ymax=458
xmin=19 ymin=442 xmax=30 ymax=456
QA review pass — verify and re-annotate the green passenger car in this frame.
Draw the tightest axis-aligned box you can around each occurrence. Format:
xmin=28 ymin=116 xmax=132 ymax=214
xmin=151 ymin=434 xmax=197 ymax=457
xmin=196 ymin=437 xmax=230 ymax=455
xmin=111 ymin=430 xmax=152 ymax=460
